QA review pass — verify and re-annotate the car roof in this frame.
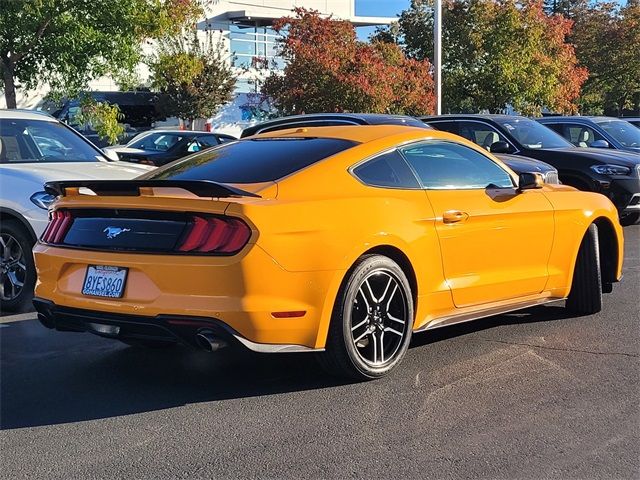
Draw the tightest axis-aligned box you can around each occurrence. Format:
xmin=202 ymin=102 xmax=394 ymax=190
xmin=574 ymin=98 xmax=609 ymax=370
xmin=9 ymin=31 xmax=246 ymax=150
xmin=420 ymin=114 xmax=529 ymax=122
xmin=537 ymin=116 xmax=620 ymax=123
xmin=253 ymin=124 xmax=452 ymax=144
xmin=0 ymin=109 xmax=57 ymax=121
xmin=241 ymin=113 xmax=430 ymax=137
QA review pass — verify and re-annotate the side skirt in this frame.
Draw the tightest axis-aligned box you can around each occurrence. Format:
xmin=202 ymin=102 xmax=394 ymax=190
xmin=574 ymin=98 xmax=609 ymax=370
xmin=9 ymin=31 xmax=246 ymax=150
xmin=414 ymin=296 xmax=566 ymax=333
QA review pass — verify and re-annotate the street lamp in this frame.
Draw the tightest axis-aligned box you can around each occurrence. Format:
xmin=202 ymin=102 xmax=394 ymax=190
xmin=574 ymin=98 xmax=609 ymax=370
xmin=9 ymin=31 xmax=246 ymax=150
xmin=434 ymin=0 xmax=442 ymax=115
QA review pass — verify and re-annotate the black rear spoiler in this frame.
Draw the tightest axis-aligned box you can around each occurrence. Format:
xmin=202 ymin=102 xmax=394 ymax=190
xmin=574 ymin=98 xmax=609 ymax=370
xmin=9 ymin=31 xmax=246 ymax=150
xmin=44 ymin=180 xmax=261 ymax=198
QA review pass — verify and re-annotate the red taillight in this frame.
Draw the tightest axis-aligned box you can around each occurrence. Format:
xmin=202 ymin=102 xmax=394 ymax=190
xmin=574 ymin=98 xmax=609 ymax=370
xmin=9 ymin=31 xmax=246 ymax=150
xmin=177 ymin=216 xmax=251 ymax=254
xmin=41 ymin=210 xmax=73 ymax=244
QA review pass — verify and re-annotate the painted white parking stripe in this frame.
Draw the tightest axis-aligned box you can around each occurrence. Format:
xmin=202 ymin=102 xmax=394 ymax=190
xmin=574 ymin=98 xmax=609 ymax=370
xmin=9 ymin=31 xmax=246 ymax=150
xmin=0 ymin=312 xmax=38 ymax=324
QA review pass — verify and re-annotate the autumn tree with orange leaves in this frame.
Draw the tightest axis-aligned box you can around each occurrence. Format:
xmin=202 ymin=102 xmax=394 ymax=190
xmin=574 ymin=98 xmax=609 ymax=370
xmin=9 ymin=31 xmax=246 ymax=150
xmin=262 ymin=8 xmax=435 ymax=116
xmin=378 ymin=0 xmax=587 ymax=115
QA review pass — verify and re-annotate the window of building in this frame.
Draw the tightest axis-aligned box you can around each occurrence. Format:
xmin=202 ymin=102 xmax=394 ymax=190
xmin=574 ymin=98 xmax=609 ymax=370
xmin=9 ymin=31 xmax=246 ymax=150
xmin=229 ymin=22 xmax=281 ymax=69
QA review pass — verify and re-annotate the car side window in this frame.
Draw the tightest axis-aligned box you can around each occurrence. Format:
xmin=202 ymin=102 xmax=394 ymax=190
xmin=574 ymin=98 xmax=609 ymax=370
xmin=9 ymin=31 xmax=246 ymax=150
xmin=563 ymin=123 xmax=606 ymax=148
xmin=196 ymin=135 xmax=219 ymax=148
xmin=427 ymin=120 xmax=458 ymax=135
xmin=457 ymin=121 xmax=511 ymax=152
xmin=186 ymin=139 xmax=202 ymax=153
xmin=400 ymin=141 xmax=514 ymax=190
xmin=352 ymin=150 xmax=421 ymax=189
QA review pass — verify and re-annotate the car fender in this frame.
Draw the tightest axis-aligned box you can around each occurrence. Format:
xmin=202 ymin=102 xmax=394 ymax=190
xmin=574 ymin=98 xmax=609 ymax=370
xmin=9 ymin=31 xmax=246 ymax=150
xmin=542 ymin=187 xmax=623 ymax=296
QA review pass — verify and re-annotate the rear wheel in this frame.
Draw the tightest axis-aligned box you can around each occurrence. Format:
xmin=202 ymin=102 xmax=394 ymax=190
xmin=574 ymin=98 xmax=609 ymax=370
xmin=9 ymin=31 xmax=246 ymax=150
xmin=0 ymin=220 xmax=36 ymax=312
xmin=566 ymin=224 xmax=602 ymax=315
xmin=319 ymin=255 xmax=413 ymax=380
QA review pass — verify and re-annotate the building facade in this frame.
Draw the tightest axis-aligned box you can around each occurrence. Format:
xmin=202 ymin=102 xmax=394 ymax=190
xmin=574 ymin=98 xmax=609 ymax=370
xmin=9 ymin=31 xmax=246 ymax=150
xmin=200 ymin=1 xmax=395 ymax=93
xmin=3 ymin=0 xmax=399 ymax=126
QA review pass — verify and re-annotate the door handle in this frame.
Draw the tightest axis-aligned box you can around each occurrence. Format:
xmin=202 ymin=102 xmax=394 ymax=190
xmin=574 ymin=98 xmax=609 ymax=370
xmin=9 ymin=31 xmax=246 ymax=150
xmin=442 ymin=210 xmax=469 ymax=224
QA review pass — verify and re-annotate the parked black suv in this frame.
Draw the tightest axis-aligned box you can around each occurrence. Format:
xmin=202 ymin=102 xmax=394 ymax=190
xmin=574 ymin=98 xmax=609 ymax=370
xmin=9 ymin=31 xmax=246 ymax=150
xmin=537 ymin=116 xmax=640 ymax=153
xmin=242 ymin=113 xmax=559 ymax=183
xmin=421 ymin=114 xmax=640 ymax=225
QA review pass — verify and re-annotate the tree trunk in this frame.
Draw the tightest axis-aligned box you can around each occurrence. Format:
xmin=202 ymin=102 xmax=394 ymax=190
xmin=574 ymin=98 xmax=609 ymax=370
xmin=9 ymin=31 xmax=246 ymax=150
xmin=1 ymin=59 xmax=17 ymax=109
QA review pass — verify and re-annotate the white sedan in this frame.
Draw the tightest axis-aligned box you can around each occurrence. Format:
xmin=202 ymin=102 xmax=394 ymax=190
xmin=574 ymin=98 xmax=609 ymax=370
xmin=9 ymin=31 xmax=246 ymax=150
xmin=0 ymin=109 xmax=152 ymax=311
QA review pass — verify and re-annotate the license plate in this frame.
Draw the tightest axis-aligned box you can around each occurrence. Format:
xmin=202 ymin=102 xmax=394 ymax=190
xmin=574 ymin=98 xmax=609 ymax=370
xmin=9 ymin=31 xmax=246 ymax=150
xmin=82 ymin=265 xmax=128 ymax=298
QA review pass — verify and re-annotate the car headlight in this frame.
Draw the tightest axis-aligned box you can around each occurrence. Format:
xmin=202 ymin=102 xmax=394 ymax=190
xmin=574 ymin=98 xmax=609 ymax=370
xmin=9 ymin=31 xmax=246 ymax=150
xmin=30 ymin=191 xmax=57 ymax=210
xmin=590 ymin=164 xmax=632 ymax=176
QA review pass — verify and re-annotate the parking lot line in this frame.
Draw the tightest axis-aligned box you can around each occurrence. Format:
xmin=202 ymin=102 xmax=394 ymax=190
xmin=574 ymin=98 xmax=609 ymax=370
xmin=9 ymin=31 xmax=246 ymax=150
xmin=0 ymin=312 xmax=38 ymax=324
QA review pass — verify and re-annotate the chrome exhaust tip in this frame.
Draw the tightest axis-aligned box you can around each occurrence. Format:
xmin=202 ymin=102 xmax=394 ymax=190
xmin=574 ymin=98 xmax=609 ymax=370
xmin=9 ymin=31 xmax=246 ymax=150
xmin=196 ymin=330 xmax=227 ymax=352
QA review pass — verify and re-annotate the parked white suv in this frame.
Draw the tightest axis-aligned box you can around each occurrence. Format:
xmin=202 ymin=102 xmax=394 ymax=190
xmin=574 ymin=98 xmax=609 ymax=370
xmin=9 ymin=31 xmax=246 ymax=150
xmin=0 ymin=110 xmax=153 ymax=311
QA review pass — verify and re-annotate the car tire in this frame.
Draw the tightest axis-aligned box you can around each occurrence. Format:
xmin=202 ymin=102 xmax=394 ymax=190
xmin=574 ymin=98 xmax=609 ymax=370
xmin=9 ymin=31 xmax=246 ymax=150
xmin=566 ymin=224 xmax=602 ymax=315
xmin=120 ymin=339 xmax=177 ymax=349
xmin=0 ymin=220 xmax=36 ymax=313
xmin=318 ymin=255 xmax=413 ymax=380
xmin=620 ymin=212 xmax=639 ymax=227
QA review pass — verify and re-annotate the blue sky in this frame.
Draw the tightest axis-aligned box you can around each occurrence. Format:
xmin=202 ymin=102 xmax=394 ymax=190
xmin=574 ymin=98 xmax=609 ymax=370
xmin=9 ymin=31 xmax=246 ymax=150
xmin=354 ymin=0 xmax=410 ymax=39
xmin=355 ymin=0 xmax=411 ymax=17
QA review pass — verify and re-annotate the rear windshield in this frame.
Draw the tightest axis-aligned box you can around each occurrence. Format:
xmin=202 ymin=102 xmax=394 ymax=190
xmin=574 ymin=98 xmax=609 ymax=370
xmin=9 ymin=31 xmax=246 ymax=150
xmin=141 ymin=137 xmax=358 ymax=183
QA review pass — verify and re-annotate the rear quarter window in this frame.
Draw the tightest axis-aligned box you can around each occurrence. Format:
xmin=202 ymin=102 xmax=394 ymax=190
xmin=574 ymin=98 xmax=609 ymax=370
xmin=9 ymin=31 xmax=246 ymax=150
xmin=141 ymin=137 xmax=358 ymax=183
xmin=352 ymin=150 xmax=420 ymax=189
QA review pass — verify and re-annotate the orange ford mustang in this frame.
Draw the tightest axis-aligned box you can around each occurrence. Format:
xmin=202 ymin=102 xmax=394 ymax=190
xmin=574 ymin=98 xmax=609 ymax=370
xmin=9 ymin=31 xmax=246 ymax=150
xmin=33 ymin=126 xmax=624 ymax=379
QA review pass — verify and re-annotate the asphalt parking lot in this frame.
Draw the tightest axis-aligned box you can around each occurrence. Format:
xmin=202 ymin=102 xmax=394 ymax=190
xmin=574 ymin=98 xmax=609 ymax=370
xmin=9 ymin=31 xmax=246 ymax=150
xmin=1 ymin=226 xmax=638 ymax=480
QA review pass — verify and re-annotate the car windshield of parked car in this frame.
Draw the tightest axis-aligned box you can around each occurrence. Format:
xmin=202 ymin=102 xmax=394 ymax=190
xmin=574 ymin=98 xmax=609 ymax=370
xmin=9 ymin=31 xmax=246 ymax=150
xmin=595 ymin=119 xmax=640 ymax=147
xmin=0 ymin=119 xmax=102 ymax=163
xmin=496 ymin=118 xmax=573 ymax=149
xmin=142 ymin=137 xmax=358 ymax=183
xmin=128 ymin=133 xmax=185 ymax=151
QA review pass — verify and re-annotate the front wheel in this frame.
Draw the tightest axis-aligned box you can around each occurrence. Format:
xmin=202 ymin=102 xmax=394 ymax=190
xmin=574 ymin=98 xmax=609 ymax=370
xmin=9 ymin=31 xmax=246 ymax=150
xmin=319 ymin=255 xmax=413 ymax=380
xmin=0 ymin=220 xmax=36 ymax=312
xmin=566 ymin=224 xmax=602 ymax=315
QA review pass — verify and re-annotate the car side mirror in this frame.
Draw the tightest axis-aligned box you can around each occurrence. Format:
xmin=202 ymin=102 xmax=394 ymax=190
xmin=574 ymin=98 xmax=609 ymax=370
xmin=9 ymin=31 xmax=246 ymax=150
xmin=489 ymin=141 xmax=511 ymax=154
xmin=518 ymin=172 xmax=544 ymax=191
xmin=591 ymin=139 xmax=609 ymax=149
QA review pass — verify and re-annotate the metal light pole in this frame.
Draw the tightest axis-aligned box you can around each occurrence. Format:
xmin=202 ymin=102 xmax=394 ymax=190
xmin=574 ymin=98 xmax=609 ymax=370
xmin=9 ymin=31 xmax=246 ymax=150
xmin=434 ymin=0 xmax=442 ymax=115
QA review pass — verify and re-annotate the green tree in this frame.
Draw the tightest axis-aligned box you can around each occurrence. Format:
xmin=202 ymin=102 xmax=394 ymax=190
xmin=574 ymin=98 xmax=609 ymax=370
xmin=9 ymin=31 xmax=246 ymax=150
xmin=385 ymin=0 xmax=586 ymax=115
xmin=149 ymin=31 xmax=237 ymax=127
xmin=262 ymin=8 xmax=435 ymax=116
xmin=0 ymin=0 xmax=201 ymax=108
xmin=573 ymin=1 xmax=640 ymax=115
xmin=76 ymin=98 xmax=125 ymax=145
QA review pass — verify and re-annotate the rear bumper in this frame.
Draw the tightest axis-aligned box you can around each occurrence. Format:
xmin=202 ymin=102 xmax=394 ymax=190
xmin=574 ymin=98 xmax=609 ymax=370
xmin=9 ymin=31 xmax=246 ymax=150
xmin=32 ymin=243 xmax=343 ymax=349
xmin=33 ymin=298 xmax=322 ymax=353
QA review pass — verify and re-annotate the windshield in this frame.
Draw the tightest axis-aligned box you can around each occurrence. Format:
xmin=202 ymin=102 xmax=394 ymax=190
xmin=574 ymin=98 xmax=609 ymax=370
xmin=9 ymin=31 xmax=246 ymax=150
xmin=0 ymin=119 xmax=103 ymax=163
xmin=141 ymin=137 xmax=359 ymax=183
xmin=128 ymin=132 xmax=186 ymax=151
xmin=496 ymin=118 xmax=573 ymax=149
xmin=595 ymin=119 xmax=640 ymax=147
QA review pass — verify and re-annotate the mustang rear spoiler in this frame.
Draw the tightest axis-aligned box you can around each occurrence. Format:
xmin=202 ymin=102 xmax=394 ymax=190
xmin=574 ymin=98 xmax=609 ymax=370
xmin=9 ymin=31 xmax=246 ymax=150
xmin=44 ymin=180 xmax=261 ymax=198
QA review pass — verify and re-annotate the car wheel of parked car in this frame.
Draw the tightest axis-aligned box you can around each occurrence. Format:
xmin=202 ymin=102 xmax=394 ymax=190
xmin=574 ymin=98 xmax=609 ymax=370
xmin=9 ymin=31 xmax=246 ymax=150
xmin=620 ymin=212 xmax=640 ymax=227
xmin=0 ymin=220 xmax=36 ymax=312
xmin=566 ymin=224 xmax=602 ymax=315
xmin=120 ymin=339 xmax=177 ymax=349
xmin=319 ymin=255 xmax=413 ymax=380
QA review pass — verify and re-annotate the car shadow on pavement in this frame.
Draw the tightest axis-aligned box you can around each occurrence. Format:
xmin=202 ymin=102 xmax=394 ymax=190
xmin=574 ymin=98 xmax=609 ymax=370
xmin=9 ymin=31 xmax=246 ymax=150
xmin=409 ymin=304 xmax=573 ymax=348
xmin=1 ymin=304 xmax=573 ymax=430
